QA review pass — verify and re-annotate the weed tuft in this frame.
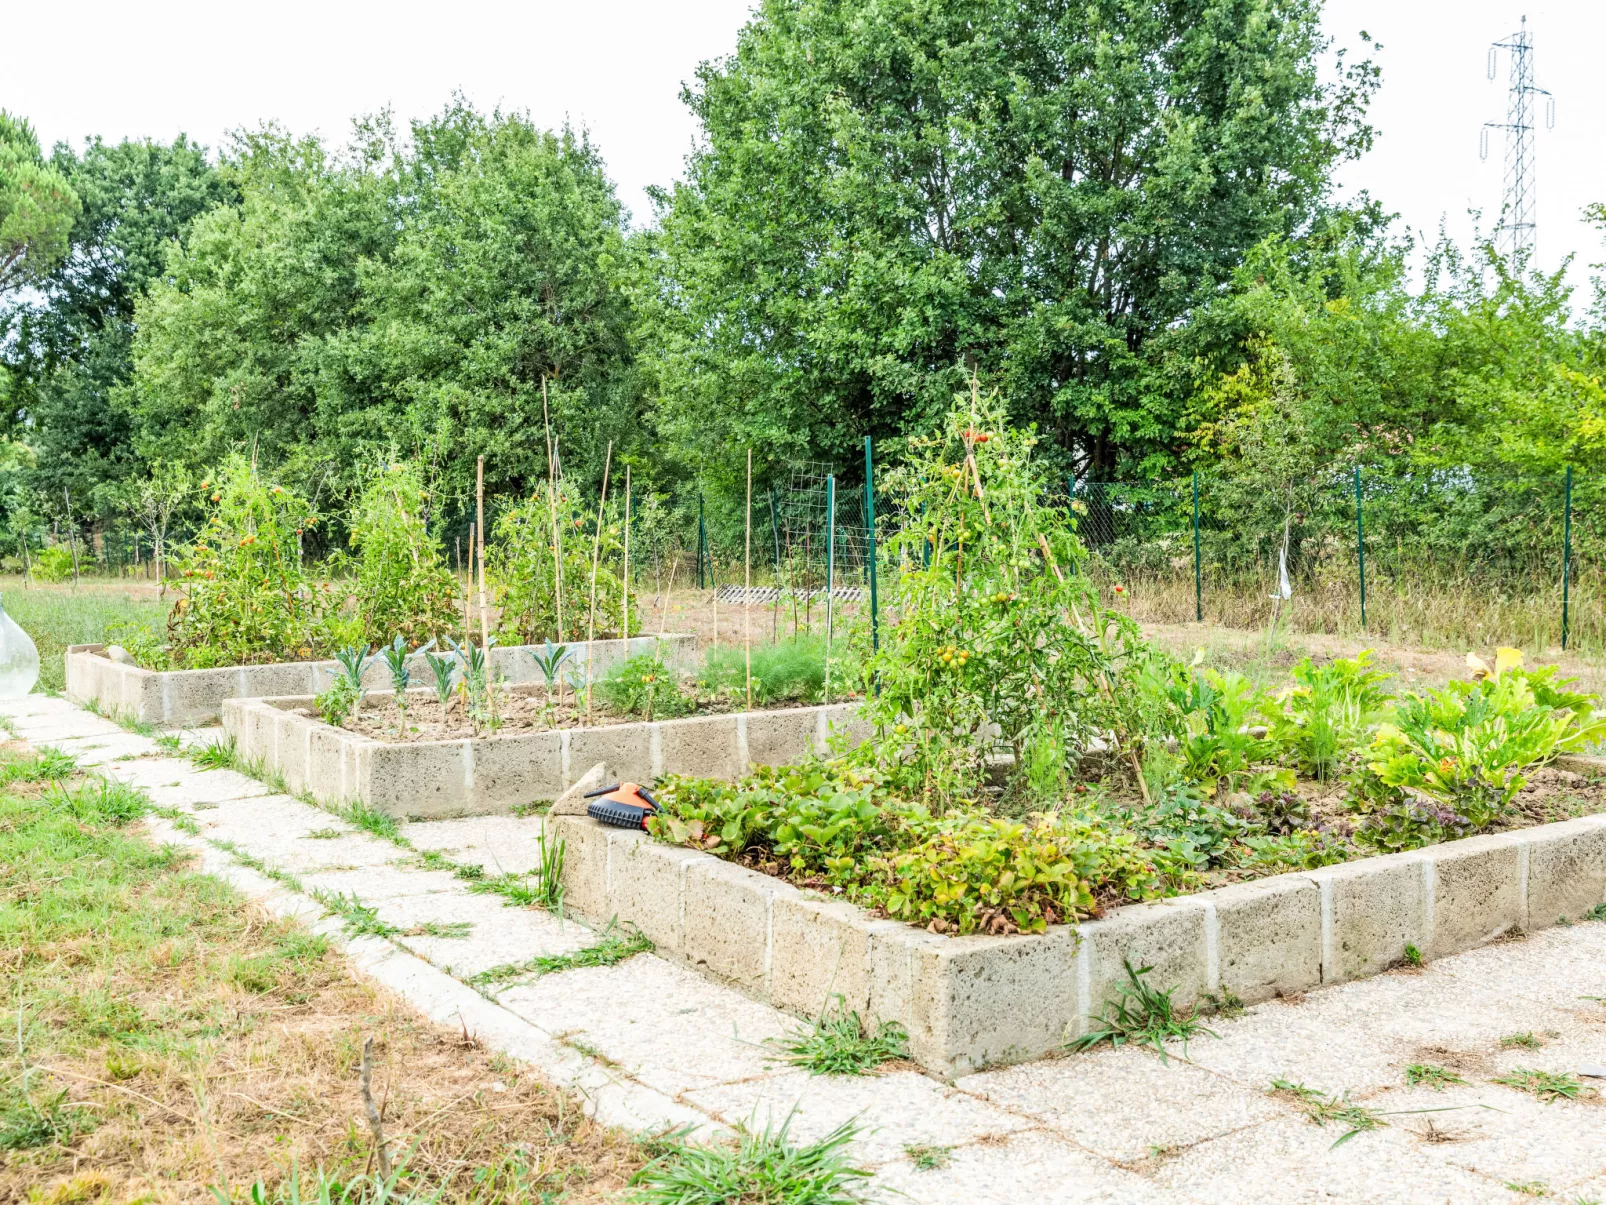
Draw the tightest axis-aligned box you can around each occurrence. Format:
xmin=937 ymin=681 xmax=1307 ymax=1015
xmin=904 ymin=1143 xmax=952 ymax=1171
xmin=1069 ymin=960 xmax=1217 ymax=1061
xmin=771 ymin=999 xmax=910 ymax=1076
xmin=630 ymin=1115 xmax=872 ymax=1205
xmin=1270 ymin=1080 xmax=1387 ymax=1147
xmin=188 ymin=737 xmax=239 ymax=771
xmin=1404 ymin=1064 xmax=1467 ymax=1091
xmin=1401 ymin=943 xmax=1424 ymax=968
xmin=1500 ymin=1032 xmax=1543 ymax=1050
xmin=469 ymin=925 xmax=652 ymax=989
xmin=1492 ymin=1068 xmax=1591 ymax=1103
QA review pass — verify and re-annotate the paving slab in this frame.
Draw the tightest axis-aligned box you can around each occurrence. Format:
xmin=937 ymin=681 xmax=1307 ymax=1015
xmin=41 ymin=730 xmax=159 ymax=764
xmin=401 ymin=814 xmax=549 ymax=875
xmin=369 ymin=892 xmax=596 ymax=980
xmin=959 ymin=1047 xmax=1280 ymax=1163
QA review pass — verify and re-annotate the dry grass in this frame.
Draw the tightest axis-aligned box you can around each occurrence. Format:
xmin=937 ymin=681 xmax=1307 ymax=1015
xmin=0 ymin=754 xmax=645 ymax=1204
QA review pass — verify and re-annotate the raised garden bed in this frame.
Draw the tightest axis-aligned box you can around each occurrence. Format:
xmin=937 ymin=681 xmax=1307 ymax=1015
xmin=552 ymin=752 xmax=1606 ymax=1079
xmin=64 ymin=635 xmax=697 ymax=727
xmin=221 ymin=692 xmax=871 ymax=818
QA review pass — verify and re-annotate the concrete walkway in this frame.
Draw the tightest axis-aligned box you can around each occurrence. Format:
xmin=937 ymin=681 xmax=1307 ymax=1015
xmin=11 ymin=691 xmax=1606 ymax=1204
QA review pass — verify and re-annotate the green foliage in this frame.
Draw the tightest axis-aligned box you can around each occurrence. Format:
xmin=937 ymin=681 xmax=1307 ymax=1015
xmin=424 ymin=648 xmax=457 ymax=708
xmin=345 ymin=459 xmax=461 ymax=647
xmin=1367 ymin=649 xmax=1606 ymax=826
xmin=1270 ymin=653 xmax=1394 ymax=780
xmin=1493 ymin=1067 xmax=1589 ymax=1103
xmin=104 ymin=620 xmax=174 ymax=670
xmin=644 ymin=0 xmax=1376 ymax=482
xmin=490 ymin=482 xmax=636 ymax=643
xmin=701 ymin=636 xmax=826 ymax=706
xmin=167 ymin=454 xmax=330 ymax=668
xmin=469 ymin=922 xmax=648 ymax=988
xmin=0 ymin=111 xmax=80 ymax=295
xmin=1270 ymin=1079 xmax=1387 ymax=1147
xmin=528 ymin=640 xmax=573 ymax=694
xmin=31 ymin=545 xmax=73 ymax=582
xmin=771 ymin=1000 xmax=910 ymax=1075
xmin=869 ymin=383 xmax=1142 ymax=797
xmin=1069 ymin=960 xmax=1217 ymax=1062
xmin=630 ymin=1116 xmax=871 ymax=1205
xmin=1404 ymin=1063 xmax=1465 ymax=1090
xmin=598 ymin=653 xmax=691 ymax=720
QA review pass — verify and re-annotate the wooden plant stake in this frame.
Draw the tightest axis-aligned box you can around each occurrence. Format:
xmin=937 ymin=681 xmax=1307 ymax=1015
xmin=585 ymin=441 xmax=613 ymax=722
xmin=622 ymin=465 xmax=631 ymax=640
xmin=745 ymin=448 xmax=753 ymax=711
xmin=543 ymin=380 xmax=564 ymax=647
xmin=476 ymin=457 xmax=490 ymax=650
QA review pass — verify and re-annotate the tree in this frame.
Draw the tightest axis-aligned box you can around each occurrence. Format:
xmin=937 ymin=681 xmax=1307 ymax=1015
xmin=642 ymin=0 xmax=1379 ymax=485
xmin=0 ymin=112 xmax=79 ymax=294
xmin=121 ymin=461 xmax=193 ymax=595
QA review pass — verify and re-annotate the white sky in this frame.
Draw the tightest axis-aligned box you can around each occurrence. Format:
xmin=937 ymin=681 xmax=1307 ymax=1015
xmin=8 ymin=0 xmax=1604 ymax=295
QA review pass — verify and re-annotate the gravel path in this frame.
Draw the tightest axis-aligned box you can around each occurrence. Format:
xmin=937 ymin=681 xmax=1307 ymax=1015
xmin=12 ymin=691 xmax=1606 ymax=1204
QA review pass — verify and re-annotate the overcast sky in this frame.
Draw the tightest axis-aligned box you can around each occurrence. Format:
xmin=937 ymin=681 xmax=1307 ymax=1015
xmin=9 ymin=1 xmax=1604 ymax=295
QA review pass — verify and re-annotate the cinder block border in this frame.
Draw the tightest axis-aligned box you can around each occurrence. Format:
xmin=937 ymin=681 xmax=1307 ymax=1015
xmin=64 ymin=635 xmax=697 ymax=727
xmin=221 ymin=694 xmax=871 ymax=818
xmin=551 ymin=798 xmax=1606 ymax=1079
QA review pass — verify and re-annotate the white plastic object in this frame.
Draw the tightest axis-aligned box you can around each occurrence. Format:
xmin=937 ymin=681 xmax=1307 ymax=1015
xmin=0 ymin=594 xmax=39 ymax=697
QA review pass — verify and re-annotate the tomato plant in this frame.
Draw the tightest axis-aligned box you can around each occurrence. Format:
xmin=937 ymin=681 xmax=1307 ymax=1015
xmin=344 ymin=459 xmax=462 ymax=647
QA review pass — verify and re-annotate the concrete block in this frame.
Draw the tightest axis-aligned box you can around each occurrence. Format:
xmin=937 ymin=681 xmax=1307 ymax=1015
xmin=1080 ymin=897 xmax=1211 ymax=1025
xmin=239 ymin=702 xmax=279 ymax=767
xmin=1419 ymin=833 xmax=1524 ymax=957
xmin=816 ymin=703 xmax=873 ymax=755
xmin=912 ymin=926 xmax=1082 ymax=1077
xmin=606 ymin=831 xmax=701 ymax=950
xmin=550 ymin=762 xmax=610 ymax=816
xmin=1206 ymin=875 xmax=1322 ymax=1003
xmin=745 ymin=708 xmax=816 ymax=769
xmin=658 ymin=714 xmax=740 ymax=780
xmin=551 ymin=815 xmax=612 ymax=922
xmin=1525 ymin=814 xmax=1606 ymax=924
xmin=568 ymin=722 xmax=654 ymax=789
xmin=1307 ymin=852 xmax=1427 ymax=982
xmin=366 ymin=741 xmax=470 ymax=819
xmin=308 ymin=723 xmax=354 ymax=805
xmin=682 ymin=856 xmax=796 ymax=993
xmin=275 ymin=709 xmax=313 ymax=795
xmin=769 ymin=894 xmax=873 ymax=1018
xmin=472 ymin=732 xmax=563 ymax=809
xmin=169 ymin=667 xmax=240 ymax=726
xmin=866 ymin=921 xmax=950 ymax=1049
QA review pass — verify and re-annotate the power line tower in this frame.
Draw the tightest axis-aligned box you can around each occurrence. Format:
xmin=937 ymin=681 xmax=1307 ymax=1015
xmin=1480 ymin=16 xmax=1554 ymax=262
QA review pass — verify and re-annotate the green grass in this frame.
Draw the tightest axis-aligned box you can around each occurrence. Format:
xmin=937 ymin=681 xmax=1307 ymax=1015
xmin=1269 ymin=1080 xmax=1388 ymax=1147
xmin=771 ymin=1000 xmax=911 ymax=1076
xmin=1500 ymin=1032 xmax=1544 ymax=1050
xmin=3 ymin=583 xmax=167 ymax=693
xmin=1493 ymin=1068 xmax=1590 ymax=1103
xmin=1068 ymin=959 xmax=1218 ymax=1062
xmin=468 ymin=925 xmax=653 ymax=989
xmin=1404 ymin=1064 xmax=1467 ymax=1091
xmin=903 ymin=1143 xmax=952 ymax=1171
xmin=630 ymin=1116 xmax=872 ymax=1205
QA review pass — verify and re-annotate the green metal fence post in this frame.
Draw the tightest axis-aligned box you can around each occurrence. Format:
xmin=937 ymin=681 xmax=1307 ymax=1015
xmin=769 ymin=485 xmax=781 ymax=575
xmin=697 ymin=494 xmax=707 ymax=590
xmin=1355 ymin=466 xmax=1366 ymax=633
xmin=1191 ymin=471 xmax=1202 ymax=622
xmin=1562 ymin=465 xmax=1573 ymax=650
xmin=865 ymin=437 xmax=879 ymax=656
xmin=824 ymin=475 xmax=836 ymax=704
xmin=1068 ymin=473 xmax=1077 ymax=574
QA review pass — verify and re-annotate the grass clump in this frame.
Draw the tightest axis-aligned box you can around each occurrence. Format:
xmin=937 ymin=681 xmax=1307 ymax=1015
xmin=904 ymin=1143 xmax=952 ymax=1171
xmin=1269 ymin=1080 xmax=1388 ymax=1147
xmin=469 ymin=925 xmax=653 ymax=989
xmin=1404 ymin=1064 xmax=1467 ymax=1091
xmin=630 ymin=1117 xmax=872 ymax=1205
xmin=1068 ymin=960 xmax=1217 ymax=1061
xmin=771 ymin=1000 xmax=910 ymax=1076
xmin=701 ymin=635 xmax=827 ymax=705
xmin=1493 ymin=1068 xmax=1591 ymax=1103
xmin=1500 ymin=1032 xmax=1543 ymax=1050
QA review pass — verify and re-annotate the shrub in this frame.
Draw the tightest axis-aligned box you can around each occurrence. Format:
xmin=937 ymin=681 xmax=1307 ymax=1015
xmin=345 ymin=459 xmax=462 ymax=646
xmin=701 ymin=636 xmax=827 ymax=705
xmin=489 ymin=482 xmax=636 ymax=643
xmin=167 ymin=455 xmax=331 ymax=668
xmin=32 ymin=546 xmax=74 ymax=583
xmin=104 ymin=621 xmax=174 ymax=671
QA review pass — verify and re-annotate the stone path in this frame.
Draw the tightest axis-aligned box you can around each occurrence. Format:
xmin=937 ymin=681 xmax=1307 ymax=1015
xmin=10 ymin=691 xmax=1606 ymax=1204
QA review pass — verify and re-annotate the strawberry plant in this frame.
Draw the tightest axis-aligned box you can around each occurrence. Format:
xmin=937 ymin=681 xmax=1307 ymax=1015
xmin=167 ymin=455 xmax=332 ymax=669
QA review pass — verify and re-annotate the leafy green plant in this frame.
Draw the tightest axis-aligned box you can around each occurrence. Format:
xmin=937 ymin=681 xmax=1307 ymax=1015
xmin=167 ymin=455 xmax=332 ymax=669
xmin=490 ymin=482 xmax=636 ymax=644
xmin=598 ymin=653 xmax=692 ymax=720
xmin=770 ymin=999 xmax=910 ymax=1075
xmin=381 ymin=635 xmax=419 ymax=724
xmin=1269 ymin=652 xmax=1393 ymax=781
xmin=344 ymin=457 xmax=462 ymax=646
xmin=103 ymin=621 xmax=175 ymax=671
xmin=316 ymin=645 xmax=376 ymax=728
xmin=31 ymin=546 xmax=74 ymax=584
xmin=1367 ymin=649 xmax=1606 ymax=827
xmin=702 ymin=636 xmax=827 ymax=705
xmin=448 ymin=635 xmax=500 ymax=733
xmin=423 ymin=648 xmax=457 ymax=709
xmin=1069 ymin=960 xmax=1218 ymax=1061
xmin=529 ymin=639 xmax=573 ymax=698
xmin=1353 ymin=797 xmax=1471 ymax=853
xmin=1173 ymin=669 xmax=1280 ymax=795
xmin=1402 ymin=943 xmax=1424 ymax=968
xmin=629 ymin=1116 xmax=872 ymax=1205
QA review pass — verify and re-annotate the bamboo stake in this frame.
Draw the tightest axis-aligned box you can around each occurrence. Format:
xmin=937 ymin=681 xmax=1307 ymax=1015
xmin=543 ymin=383 xmax=563 ymax=645
xmin=745 ymin=449 xmax=753 ymax=711
xmin=622 ymin=465 xmax=631 ymax=639
xmin=585 ymin=441 xmax=613 ymax=722
xmin=476 ymin=458 xmax=490 ymax=650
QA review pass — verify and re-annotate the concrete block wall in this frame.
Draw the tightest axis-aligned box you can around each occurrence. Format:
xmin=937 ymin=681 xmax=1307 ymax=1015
xmin=552 ymin=809 xmax=1606 ymax=1079
xmin=222 ymin=695 xmax=871 ymax=818
xmin=64 ymin=635 xmax=698 ymax=727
